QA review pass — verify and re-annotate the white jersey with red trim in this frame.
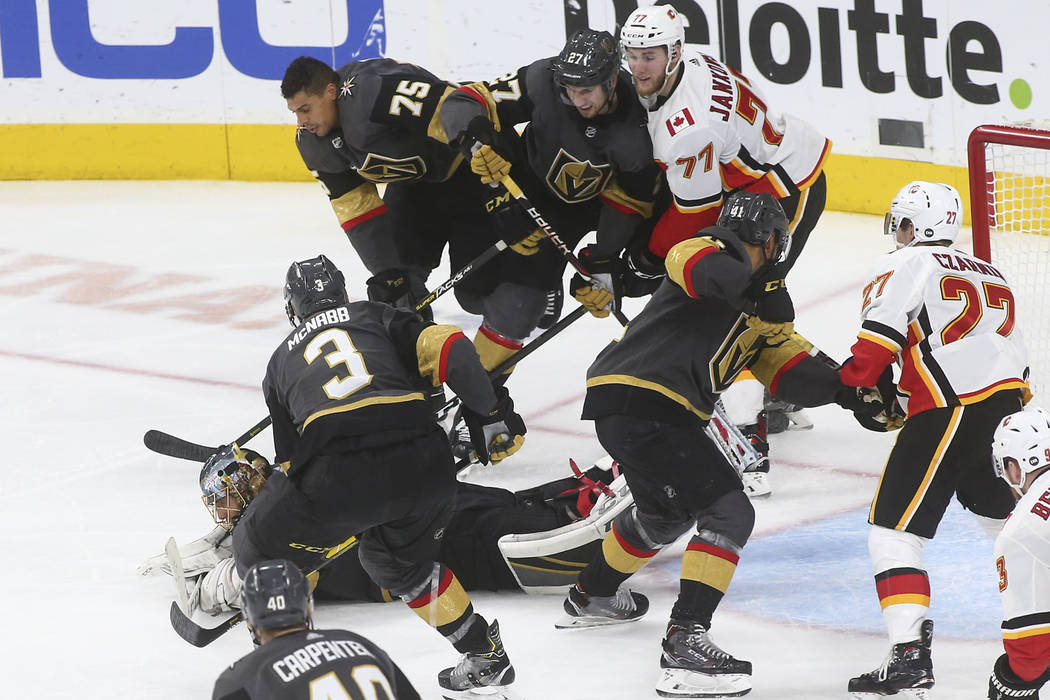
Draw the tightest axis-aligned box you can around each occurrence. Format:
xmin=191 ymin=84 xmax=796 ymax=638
xmin=995 ymin=469 xmax=1050 ymax=680
xmin=647 ymin=49 xmax=830 ymax=216
xmin=856 ymin=244 xmax=1029 ymax=416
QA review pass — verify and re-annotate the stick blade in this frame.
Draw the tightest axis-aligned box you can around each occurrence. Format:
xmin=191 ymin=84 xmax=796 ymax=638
xmin=144 ymin=430 xmax=218 ymax=462
xmin=169 ymin=601 xmax=243 ymax=647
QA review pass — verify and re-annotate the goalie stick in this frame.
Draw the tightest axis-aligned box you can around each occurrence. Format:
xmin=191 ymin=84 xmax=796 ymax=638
xmin=144 ymin=241 xmax=512 ymax=462
xmin=169 ymin=534 xmax=358 ymax=647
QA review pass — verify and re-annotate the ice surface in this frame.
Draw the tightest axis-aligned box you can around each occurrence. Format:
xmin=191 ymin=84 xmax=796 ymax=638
xmin=0 ymin=181 xmax=1010 ymax=698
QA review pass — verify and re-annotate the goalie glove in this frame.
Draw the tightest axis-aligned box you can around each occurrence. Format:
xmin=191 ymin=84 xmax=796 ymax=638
xmin=137 ymin=525 xmax=233 ymax=578
xmin=835 ymin=365 xmax=905 ymax=432
xmin=571 ymin=246 xmax=623 ymax=318
xmin=462 ymin=386 xmax=526 ymax=465
xmin=193 ymin=556 xmax=243 ymax=616
xmin=988 ymin=653 xmax=1050 ymax=699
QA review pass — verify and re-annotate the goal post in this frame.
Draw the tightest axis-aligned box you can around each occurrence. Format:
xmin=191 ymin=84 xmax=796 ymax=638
xmin=967 ymin=122 xmax=1050 ymax=403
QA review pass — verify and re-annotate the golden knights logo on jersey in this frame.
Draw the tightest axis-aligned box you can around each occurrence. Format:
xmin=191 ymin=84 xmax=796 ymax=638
xmin=545 ymin=149 xmax=612 ymax=203
xmin=709 ymin=314 xmax=764 ymax=392
xmin=357 ymin=153 xmax=427 ymax=183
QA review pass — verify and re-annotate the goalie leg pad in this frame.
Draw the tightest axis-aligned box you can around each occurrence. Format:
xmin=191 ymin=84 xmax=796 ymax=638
xmin=497 ymin=458 xmax=633 ymax=595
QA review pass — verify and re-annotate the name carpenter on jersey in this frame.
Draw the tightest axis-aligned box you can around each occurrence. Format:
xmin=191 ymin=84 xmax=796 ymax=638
xmin=286 ymin=307 xmax=352 ymax=350
xmin=272 ymin=638 xmax=376 ymax=682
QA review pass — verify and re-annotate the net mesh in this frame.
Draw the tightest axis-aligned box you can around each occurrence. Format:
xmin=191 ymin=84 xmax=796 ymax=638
xmin=976 ymin=123 xmax=1050 ymax=404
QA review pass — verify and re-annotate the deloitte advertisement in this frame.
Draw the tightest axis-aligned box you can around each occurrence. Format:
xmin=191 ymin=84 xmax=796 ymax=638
xmin=1 ymin=0 xmax=1044 ymax=208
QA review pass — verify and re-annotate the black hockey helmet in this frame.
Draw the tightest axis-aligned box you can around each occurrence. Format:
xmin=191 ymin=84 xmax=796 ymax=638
xmin=553 ymin=29 xmax=620 ymax=89
xmin=717 ymin=191 xmax=791 ymax=265
xmin=283 ymin=254 xmax=347 ymax=327
xmin=241 ymin=559 xmax=312 ymax=638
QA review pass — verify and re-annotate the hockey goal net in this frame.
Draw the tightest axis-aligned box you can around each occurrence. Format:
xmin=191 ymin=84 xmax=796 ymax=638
xmin=968 ymin=122 xmax=1050 ymax=404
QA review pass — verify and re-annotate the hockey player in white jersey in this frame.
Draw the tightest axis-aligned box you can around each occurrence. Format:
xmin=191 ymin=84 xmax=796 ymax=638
xmin=841 ymin=181 xmax=1031 ymax=698
xmin=619 ymin=5 xmax=832 ymax=493
xmin=988 ymin=408 xmax=1050 ymax=699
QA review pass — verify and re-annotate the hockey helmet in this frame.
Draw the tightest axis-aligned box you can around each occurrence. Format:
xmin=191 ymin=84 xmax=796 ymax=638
xmin=199 ymin=444 xmax=273 ymax=531
xmin=283 ymin=254 xmax=348 ymax=327
xmin=241 ymin=559 xmax=312 ymax=638
xmin=992 ymin=407 xmax=1050 ymax=498
xmin=884 ymin=181 xmax=961 ymax=248
xmin=619 ymin=5 xmax=685 ymax=76
xmin=553 ymin=29 xmax=620 ymax=89
xmin=718 ymin=191 xmax=791 ymax=265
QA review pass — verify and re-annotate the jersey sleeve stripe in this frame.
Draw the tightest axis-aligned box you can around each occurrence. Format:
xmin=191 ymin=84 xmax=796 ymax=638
xmin=333 ymin=183 xmax=387 ymax=229
xmin=767 ymin=349 xmax=809 ymax=395
xmin=860 ymin=319 xmax=908 ymax=350
xmin=666 ymin=237 xmax=721 ymax=298
xmin=796 ymin=138 xmax=832 ymax=190
xmin=416 ymin=325 xmax=467 ymax=385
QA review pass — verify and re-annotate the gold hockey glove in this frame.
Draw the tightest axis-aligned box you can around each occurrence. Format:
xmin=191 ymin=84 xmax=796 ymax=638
xmin=471 ymin=144 xmax=512 ymax=185
xmin=462 ymin=386 xmax=527 ymax=465
xmin=571 ymin=246 xmax=622 ymax=318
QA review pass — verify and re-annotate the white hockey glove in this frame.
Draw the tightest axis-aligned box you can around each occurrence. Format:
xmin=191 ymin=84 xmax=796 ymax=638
xmin=137 ymin=525 xmax=233 ymax=578
xmin=193 ymin=557 xmax=242 ymax=615
xmin=462 ymin=387 xmax=527 ymax=465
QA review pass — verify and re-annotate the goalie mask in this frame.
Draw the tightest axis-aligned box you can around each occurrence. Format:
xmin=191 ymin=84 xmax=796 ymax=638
xmin=718 ymin=191 xmax=791 ymax=266
xmin=242 ymin=559 xmax=312 ymax=642
xmin=200 ymin=444 xmax=273 ymax=531
xmin=992 ymin=407 xmax=1050 ymax=498
xmin=284 ymin=254 xmax=348 ymax=327
xmin=884 ymin=181 xmax=961 ymax=249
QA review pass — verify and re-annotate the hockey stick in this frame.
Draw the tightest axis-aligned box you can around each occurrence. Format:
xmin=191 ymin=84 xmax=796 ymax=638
xmin=169 ymin=534 xmax=359 ymax=647
xmin=144 ymin=415 xmax=272 ymax=463
xmin=143 ymin=241 xmax=511 ymax=462
xmin=499 ymin=174 xmax=631 ymax=327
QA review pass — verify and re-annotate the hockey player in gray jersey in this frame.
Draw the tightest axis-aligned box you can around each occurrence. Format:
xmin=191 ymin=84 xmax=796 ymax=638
xmin=438 ymin=29 xmax=662 ymax=333
xmin=212 ymin=559 xmax=420 ymax=700
xmin=281 ymin=56 xmax=545 ymax=375
xmin=554 ymin=191 xmax=890 ymax=697
xmin=243 ymin=254 xmax=524 ymax=694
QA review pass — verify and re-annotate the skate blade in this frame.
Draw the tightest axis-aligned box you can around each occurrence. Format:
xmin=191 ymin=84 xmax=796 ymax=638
xmin=742 ymin=472 xmax=771 ymax=499
xmin=441 ymin=685 xmax=521 ymax=700
xmin=785 ymin=410 xmax=813 ymax=430
xmin=656 ymin=667 xmax=751 ymax=697
xmin=554 ymin=612 xmax=644 ymax=629
xmin=849 ymin=689 xmax=929 ymax=700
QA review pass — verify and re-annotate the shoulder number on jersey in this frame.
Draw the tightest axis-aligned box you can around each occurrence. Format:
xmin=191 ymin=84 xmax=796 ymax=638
xmin=487 ymin=70 xmax=522 ymax=103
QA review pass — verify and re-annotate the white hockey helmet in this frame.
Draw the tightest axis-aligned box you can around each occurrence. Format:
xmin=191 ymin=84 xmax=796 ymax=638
xmin=992 ymin=407 xmax=1050 ymax=497
xmin=884 ymin=181 xmax=962 ymax=248
xmin=620 ymin=5 xmax=685 ymax=76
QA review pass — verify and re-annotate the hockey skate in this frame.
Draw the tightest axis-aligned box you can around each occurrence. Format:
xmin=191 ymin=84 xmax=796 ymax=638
xmin=739 ymin=417 xmax=771 ymax=499
xmin=555 ymin=582 xmax=649 ymax=629
xmin=438 ymin=619 xmax=515 ymax=696
xmin=848 ymin=619 xmax=934 ymax=698
xmin=656 ymin=621 xmax=752 ymax=697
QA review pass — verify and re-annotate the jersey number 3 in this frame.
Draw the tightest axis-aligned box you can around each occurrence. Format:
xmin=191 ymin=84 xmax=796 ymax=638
xmin=304 ymin=329 xmax=374 ymax=400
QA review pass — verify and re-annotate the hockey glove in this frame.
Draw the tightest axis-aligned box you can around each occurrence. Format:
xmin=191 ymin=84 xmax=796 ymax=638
xmin=745 ymin=315 xmax=794 ymax=346
xmin=619 ymin=240 xmax=665 ymax=298
xmin=835 ymin=365 xmax=905 ymax=432
xmin=988 ymin=653 xmax=1050 ymax=699
xmin=510 ymin=228 xmax=545 ymax=256
xmin=571 ymin=246 xmax=623 ymax=318
xmin=755 ymin=277 xmax=795 ymax=323
xmin=366 ymin=268 xmax=412 ymax=305
xmin=462 ymin=386 xmax=527 ymax=465
xmin=462 ymin=115 xmax=512 ymax=185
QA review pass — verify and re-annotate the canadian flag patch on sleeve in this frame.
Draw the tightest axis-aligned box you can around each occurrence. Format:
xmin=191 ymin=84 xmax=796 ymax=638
xmin=665 ymin=108 xmax=695 ymax=136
